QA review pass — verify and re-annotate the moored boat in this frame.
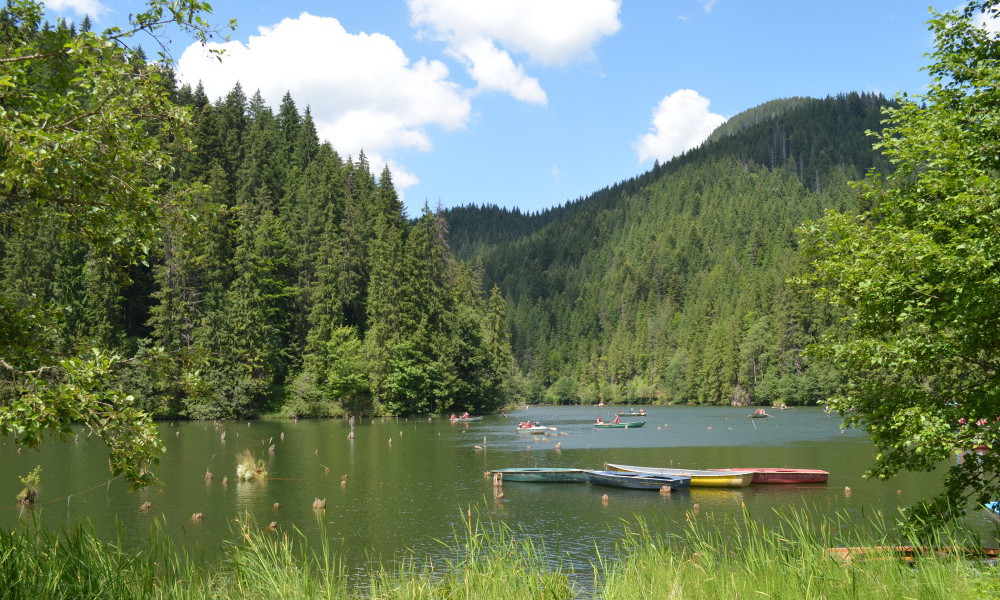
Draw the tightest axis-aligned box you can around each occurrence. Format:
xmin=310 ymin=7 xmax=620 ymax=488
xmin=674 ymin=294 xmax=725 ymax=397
xmin=585 ymin=470 xmax=690 ymax=491
xmin=606 ymin=463 xmax=753 ymax=487
xmin=826 ymin=545 xmax=1000 ymax=563
xmin=709 ymin=468 xmax=829 ymax=484
xmin=594 ymin=420 xmax=646 ymax=429
xmin=489 ymin=468 xmax=589 ymax=482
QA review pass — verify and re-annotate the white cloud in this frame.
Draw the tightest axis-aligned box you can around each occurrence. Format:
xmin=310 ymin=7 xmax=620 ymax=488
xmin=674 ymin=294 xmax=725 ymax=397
xmin=46 ymin=0 xmax=106 ymax=18
xmin=453 ymin=37 xmax=547 ymax=103
xmin=176 ymin=12 xmax=471 ymax=193
xmin=408 ymin=0 xmax=620 ymax=103
xmin=634 ymin=90 xmax=726 ymax=163
xmin=975 ymin=9 xmax=1000 ymax=36
xmin=702 ymin=0 xmax=719 ymax=14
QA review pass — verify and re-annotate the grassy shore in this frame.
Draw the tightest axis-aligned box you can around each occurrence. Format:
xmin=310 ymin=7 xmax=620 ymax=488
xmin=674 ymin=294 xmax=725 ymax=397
xmin=1 ymin=508 xmax=997 ymax=599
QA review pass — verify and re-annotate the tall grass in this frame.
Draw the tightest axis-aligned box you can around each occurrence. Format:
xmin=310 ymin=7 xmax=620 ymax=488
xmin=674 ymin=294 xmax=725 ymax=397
xmin=0 ymin=507 xmax=997 ymax=599
xmin=0 ymin=520 xmax=175 ymax=599
xmin=599 ymin=505 xmax=1000 ymax=600
xmin=366 ymin=511 xmax=576 ymax=599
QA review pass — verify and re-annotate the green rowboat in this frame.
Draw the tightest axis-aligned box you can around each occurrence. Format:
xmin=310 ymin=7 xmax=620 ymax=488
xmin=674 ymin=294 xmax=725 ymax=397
xmin=489 ymin=468 xmax=589 ymax=482
xmin=594 ymin=420 xmax=646 ymax=429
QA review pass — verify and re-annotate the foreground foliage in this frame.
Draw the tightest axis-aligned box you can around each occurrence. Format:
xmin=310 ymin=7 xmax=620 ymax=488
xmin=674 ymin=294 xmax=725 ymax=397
xmin=0 ymin=509 xmax=996 ymax=599
xmin=798 ymin=0 xmax=1000 ymax=523
xmin=0 ymin=0 xmax=233 ymax=486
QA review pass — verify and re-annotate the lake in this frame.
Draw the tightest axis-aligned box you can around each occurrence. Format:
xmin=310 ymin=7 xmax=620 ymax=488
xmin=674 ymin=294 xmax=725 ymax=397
xmin=2 ymin=405 xmax=997 ymax=579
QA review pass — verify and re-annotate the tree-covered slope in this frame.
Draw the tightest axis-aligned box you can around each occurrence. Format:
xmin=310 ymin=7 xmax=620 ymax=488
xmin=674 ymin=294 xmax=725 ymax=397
xmin=444 ymin=93 xmax=892 ymax=405
xmin=0 ymin=7 xmax=514 ymax=421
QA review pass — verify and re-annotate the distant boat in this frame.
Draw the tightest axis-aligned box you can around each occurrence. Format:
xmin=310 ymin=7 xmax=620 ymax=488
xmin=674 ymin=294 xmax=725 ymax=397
xmin=594 ymin=420 xmax=646 ymax=429
xmin=607 ymin=463 xmax=754 ymax=488
xmin=585 ymin=470 xmax=691 ymax=491
xmin=618 ymin=409 xmax=647 ymax=417
xmin=450 ymin=416 xmax=482 ymax=422
xmin=517 ymin=425 xmax=549 ymax=433
xmin=489 ymin=468 xmax=589 ymax=483
xmin=709 ymin=468 xmax=829 ymax=484
xmin=749 ymin=409 xmax=770 ymax=418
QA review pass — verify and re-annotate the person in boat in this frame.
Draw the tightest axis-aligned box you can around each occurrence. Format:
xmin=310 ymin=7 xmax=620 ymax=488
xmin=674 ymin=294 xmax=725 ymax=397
xmin=450 ymin=413 xmax=457 ymax=421
xmin=614 ymin=414 xmax=620 ymax=424
xmin=596 ymin=416 xmax=604 ymax=424
xmin=754 ymin=408 xmax=767 ymax=416
xmin=461 ymin=412 xmax=469 ymax=419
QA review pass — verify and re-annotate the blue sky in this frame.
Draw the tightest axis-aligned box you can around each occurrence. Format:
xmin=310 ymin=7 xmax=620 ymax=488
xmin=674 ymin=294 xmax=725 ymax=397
xmin=48 ymin=1 xmax=950 ymax=215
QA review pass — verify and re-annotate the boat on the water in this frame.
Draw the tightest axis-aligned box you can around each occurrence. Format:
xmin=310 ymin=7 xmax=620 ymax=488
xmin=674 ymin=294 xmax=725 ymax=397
xmin=618 ymin=409 xmax=647 ymax=417
xmin=594 ymin=420 xmax=646 ymax=429
xmin=606 ymin=463 xmax=753 ymax=487
xmin=450 ymin=416 xmax=482 ymax=422
xmin=585 ymin=470 xmax=690 ymax=491
xmin=517 ymin=425 xmax=549 ymax=433
xmin=709 ymin=467 xmax=829 ymax=484
xmin=749 ymin=408 xmax=770 ymax=418
xmin=489 ymin=468 xmax=589 ymax=482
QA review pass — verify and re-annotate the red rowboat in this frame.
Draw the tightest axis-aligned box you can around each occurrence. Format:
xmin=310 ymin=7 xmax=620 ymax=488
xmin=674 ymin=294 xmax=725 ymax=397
xmin=709 ymin=468 xmax=829 ymax=484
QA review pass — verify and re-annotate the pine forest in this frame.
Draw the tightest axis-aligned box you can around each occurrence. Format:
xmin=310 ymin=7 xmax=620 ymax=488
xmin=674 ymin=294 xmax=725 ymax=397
xmin=444 ymin=93 xmax=893 ymax=408
xmin=1 ymin=13 xmax=513 ymax=421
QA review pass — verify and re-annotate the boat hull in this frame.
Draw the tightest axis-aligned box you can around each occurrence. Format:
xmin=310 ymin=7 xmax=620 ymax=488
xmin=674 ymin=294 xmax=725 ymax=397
xmin=451 ymin=417 xmax=482 ymax=422
xmin=710 ymin=468 xmax=829 ymax=484
xmin=517 ymin=426 xmax=548 ymax=433
xmin=594 ymin=420 xmax=646 ymax=429
xmin=585 ymin=470 xmax=690 ymax=490
xmin=490 ymin=468 xmax=588 ymax=483
xmin=606 ymin=463 xmax=753 ymax=488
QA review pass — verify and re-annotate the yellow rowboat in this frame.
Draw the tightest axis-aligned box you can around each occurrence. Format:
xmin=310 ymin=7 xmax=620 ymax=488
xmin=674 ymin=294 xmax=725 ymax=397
xmin=606 ymin=463 xmax=754 ymax=488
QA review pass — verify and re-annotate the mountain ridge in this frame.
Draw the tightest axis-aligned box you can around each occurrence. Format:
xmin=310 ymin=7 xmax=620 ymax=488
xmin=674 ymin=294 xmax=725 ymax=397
xmin=442 ymin=92 xmax=892 ymax=406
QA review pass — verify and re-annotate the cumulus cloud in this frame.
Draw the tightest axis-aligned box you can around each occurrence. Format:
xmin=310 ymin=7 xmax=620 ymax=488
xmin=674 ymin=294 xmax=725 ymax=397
xmin=408 ymin=0 xmax=621 ymax=103
xmin=46 ymin=0 xmax=107 ymax=18
xmin=634 ymin=90 xmax=726 ymax=164
xmin=176 ymin=12 xmax=471 ymax=191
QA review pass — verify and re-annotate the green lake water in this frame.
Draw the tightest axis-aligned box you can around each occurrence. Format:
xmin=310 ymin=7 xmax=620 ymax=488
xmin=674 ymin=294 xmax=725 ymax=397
xmin=2 ymin=406 xmax=997 ymax=579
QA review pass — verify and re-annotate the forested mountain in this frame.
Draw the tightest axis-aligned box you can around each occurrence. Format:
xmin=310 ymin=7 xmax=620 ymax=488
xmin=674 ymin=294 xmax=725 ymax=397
xmin=443 ymin=93 xmax=893 ymax=406
xmin=0 ymin=15 xmax=513 ymax=421
xmin=0 ymin=12 xmax=892 ymax=421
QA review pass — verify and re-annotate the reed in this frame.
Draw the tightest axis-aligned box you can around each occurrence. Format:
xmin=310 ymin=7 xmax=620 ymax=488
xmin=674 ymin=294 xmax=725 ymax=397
xmin=598 ymin=505 xmax=1000 ymax=600
xmin=0 ymin=507 xmax=996 ymax=599
xmin=0 ymin=521 xmax=170 ymax=599
xmin=366 ymin=512 xmax=576 ymax=599
xmin=197 ymin=515 xmax=349 ymax=600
